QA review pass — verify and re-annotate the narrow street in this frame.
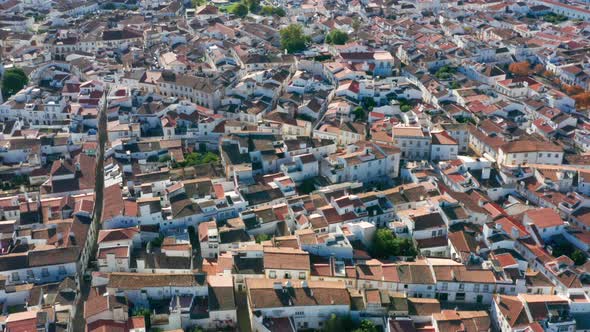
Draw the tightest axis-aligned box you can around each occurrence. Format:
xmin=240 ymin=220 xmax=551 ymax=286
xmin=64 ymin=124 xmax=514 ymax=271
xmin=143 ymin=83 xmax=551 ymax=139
xmin=72 ymin=92 xmax=108 ymax=330
xmin=236 ymin=290 xmax=252 ymax=332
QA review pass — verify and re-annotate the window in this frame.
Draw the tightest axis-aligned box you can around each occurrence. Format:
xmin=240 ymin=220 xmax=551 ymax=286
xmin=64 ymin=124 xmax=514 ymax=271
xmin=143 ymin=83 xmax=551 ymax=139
xmin=299 ymin=272 xmax=306 ymax=280
xmin=42 ymin=268 xmax=49 ymax=277
xmin=473 ymin=284 xmax=480 ymax=292
xmin=12 ymin=272 xmax=19 ymax=281
xmin=442 ymin=283 xmax=448 ymax=291
xmin=269 ymin=271 xmax=276 ymax=279
xmin=59 ymin=266 xmax=67 ymax=275
xmin=459 ymin=283 xmax=464 ymax=291
xmin=27 ymin=270 xmax=34 ymax=279
xmin=284 ymin=272 xmax=291 ymax=279
xmin=483 ymin=284 xmax=489 ymax=292
xmin=295 ymin=311 xmax=304 ymax=316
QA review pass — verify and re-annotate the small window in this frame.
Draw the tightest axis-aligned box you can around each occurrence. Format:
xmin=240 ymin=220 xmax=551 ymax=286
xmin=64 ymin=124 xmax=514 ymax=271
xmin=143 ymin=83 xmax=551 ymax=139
xmin=269 ymin=271 xmax=276 ymax=279
xmin=299 ymin=272 xmax=306 ymax=280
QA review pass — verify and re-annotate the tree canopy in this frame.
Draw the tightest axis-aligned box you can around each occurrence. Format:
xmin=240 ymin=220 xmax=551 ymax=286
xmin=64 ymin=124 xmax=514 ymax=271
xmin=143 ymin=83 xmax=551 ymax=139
xmin=255 ymin=233 xmax=271 ymax=243
xmin=174 ymin=152 xmax=219 ymax=168
xmin=191 ymin=0 xmax=206 ymax=7
xmin=243 ymin=0 xmax=260 ymax=12
xmin=280 ymin=24 xmax=309 ymax=54
xmin=323 ymin=316 xmax=379 ymax=332
xmin=261 ymin=5 xmax=286 ymax=16
xmin=372 ymin=228 xmax=417 ymax=259
xmin=2 ymin=67 xmax=29 ymax=99
xmin=508 ymin=61 xmax=531 ymax=77
xmin=353 ymin=106 xmax=365 ymax=121
xmin=322 ymin=314 xmax=354 ymax=332
xmin=229 ymin=2 xmax=248 ymax=17
xmin=574 ymin=92 xmax=590 ymax=110
xmin=353 ymin=320 xmax=379 ymax=332
xmin=326 ymin=29 xmax=349 ymax=45
xmin=571 ymin=249 xmax=587 ymax=266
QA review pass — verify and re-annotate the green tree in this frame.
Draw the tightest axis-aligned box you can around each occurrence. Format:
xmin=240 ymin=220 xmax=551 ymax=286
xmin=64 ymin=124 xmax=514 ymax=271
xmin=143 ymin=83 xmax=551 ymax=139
xmin=150 ymin=235 xmax=165 ymax=248
xmin=434 ymin=66 xmax=456 ymax=80
xmin=298 ymin=178 xmax=316 ymax=194
xmin=362 ymin=97 xmax=376 ymax=110
xmin=552 ymin=243 xmax=574 ymax=258
xmin=323 ymin=314 xmax=354 ymax=332
xmin=261 ymin=5 xmax=274 ymax=15
xmin=255 ymin=233 xmax=271 ymax=243
xmin=192 ymin=0 xmax=206 ymax=7
xmin=244 ymin=0 xmax=260 ymax=12
xmin=174 ymin=152 xmax=220 ymax=168
xmin=261 ymin=5 xmax=285 ymax=16
xmin=400 ymin=105 xmax=412 ymax=112
xmin=280 ymin=24 xmax=309 ymax=54
xmin=230 ymin=2 xmax=248 ymax=17
xmin=325 ymin=29 xmax=349 ymax=45
xmin=353 ymin=320 xmax=379 ymax=332
xmin=353 ymin=106 xmax=365 ymax=120
xmin=272 ymin=7 xmax=286 ymax=16
xmin=571 ymin=249 xmax=587 ymax=266
xmin=2 ymin=68 xmax=29 ymax=99
xmin=372 ymin=228 xmax=417 ymax=259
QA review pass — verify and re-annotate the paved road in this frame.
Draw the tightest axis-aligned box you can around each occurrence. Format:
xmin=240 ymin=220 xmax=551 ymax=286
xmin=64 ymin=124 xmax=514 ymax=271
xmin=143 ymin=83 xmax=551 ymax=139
xmin=71 ymin=92 xmax=108 ymax=330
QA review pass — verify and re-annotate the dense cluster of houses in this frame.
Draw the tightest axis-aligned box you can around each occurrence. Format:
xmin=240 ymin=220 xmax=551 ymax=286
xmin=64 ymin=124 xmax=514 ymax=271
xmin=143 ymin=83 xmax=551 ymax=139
xmin=2 ymin=0 xmax=590 ymax=331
